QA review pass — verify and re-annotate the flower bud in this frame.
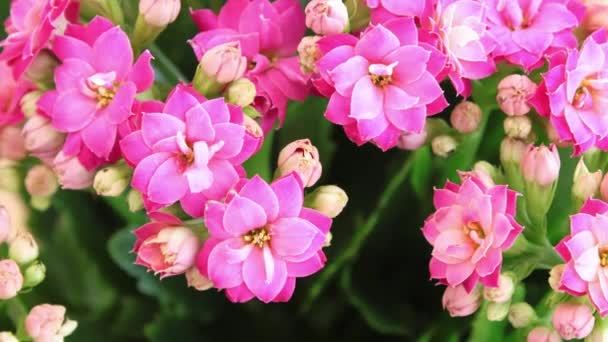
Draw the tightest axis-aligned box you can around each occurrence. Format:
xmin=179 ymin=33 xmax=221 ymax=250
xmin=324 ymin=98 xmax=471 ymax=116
xmin=484 ymin=273 xmax=515 ymax=303
xmin=344 ymin=0 xmax=370 ymax=32
xmin=573 ymin=158 xmax=603 ymax=207
xmin=25 ymin=165 xmax=58 ymax=198
xmin=22 ymin=115 xmax=65 ymax=164
xmin=442 ymin=285 xmax=481 ymax=317
xmin=582 ymin=1 xmax=608 ymax=33
xmin=305 ymin=0 xmax=349 ymax=35
xmin=298 ymin=36 xmax=321 ymax=74
xmin=25 ymin=51 xmax=59 ymax=89
xmin=25 ymin=304 xmax=71 ymax=342
xmin=53 ymin=152 xmax=94 ymax=190
xmin=0 ymin=332 xmax=18 ymax=342
xmin=501 ymin=137 xmax=527 ymax=165
xmin=549 ymin=264 xmax=565 ymax=292
xmin=527 ymin=327 xmax=561 ymax=342
xmin=0 ymin=191 xmax=28 ymax=242
xmin=397 ymin=130 xmax=427 ymax=150
xmin=193 ymin=42 xmax=247 ymax=97
xmin=304 ymin=185 xmax=348 ymax=218
xmin=93 ymin=163 xmax=132 ymax=197
xmin=9 ymin=232 xmax=39 ymax=265
xmin=127 ymin=189 xmax=144 ymax=212
xmin=552 ymin=303 xmax=595 ymax=340
xmin=276 ymin=139 xmax=322 ymax=187
xmin=23 ymin=261 xmax=46 ymax=288
xmin=473 ymin=161 xmax=501 ymax=184
xmin=504 ymin=116 xmax=532 ymax=140
xmin=431 ymin=135 xmax=457 ymax=157
xmin=509 ymin=302 xmax=537 ymax=328
xmin=487 ymin=301 xmax=510 ymax=321
xmin=0 ymin=207 xmax=9 ymax=244
xmin=450 ymin=101 xmax=482 ymax=134
xmin=0 ymin=126 xmax=26 ymax=161
xmin=0 ymin=166 xmax=20 ymax=192
xmin=225 ymin=79 xmax=256 ymax=107
xmin=139 ymin=0 xmax=181 ymax=27
xmin=521 ymin=144 xmax=560 ymax=187
xmin=20 ymin=90 xmax=43 ymax=118
xmin=497 ymin=74 xmax=537 ymax=116
xmin=186 ymin=267 xmax=213 ymax=291
xmin=243 ymin=115 xmax=263 ymax=138
xmin=0 ymin=259 xmax=23 ymax=299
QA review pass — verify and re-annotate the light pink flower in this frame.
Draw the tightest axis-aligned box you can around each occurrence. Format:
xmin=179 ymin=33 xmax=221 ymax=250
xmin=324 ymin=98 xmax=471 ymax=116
xmin=22 ymin=115 xmax=65 ymax=165
xmin=305 ymin=0 xmax=349 ymax=36
xmin=317 ymin=18 xmax=447 ymax=150
xmin=120 ymin=84 xmax=261 ymax=217
xmin=552 ymin=303 xmax=595 ymax=340
xmin=0 ymin=61 xmax=31 ymax=129
xmin=520 ymin=144 xmax=560 ymax=187
xmin=0 ymin=259 xmax=22 ymax=300
xmin=486 ymin=0 xmax=582 ymax=71
xmin=527 ymin=327 xmax=562 ymax=342
xmin=0 ymin=126 xmax=26 ymax=161
xmin=200 ymin=42 xmax=247 ymax=84
xmin=497 ymin=74 xmax=538 ymax=116
xmin=366 ymin=0 xmax=425 ymax=24
xmin=25 ymin=165 xmax=58 ymax=198
xmin=196 ymin=174 xmax=331 ymax=303
xmin=139 ymin=0 xmax=181 ymax=27
xmin=44 ymin=16 xmax=155 ymax=163
xmin=276 ymin=139 xmax=322 ymax=187
xmin=25 ymin=304 xmax=66 ymax=342
xmin=0 ymin=0 xmax=78 ymax=78
xmin=190 ymin=0 xmax=308 ymax=132
xmin=442 ymin=284 xmax=481 ymax=317
xmin=133 ymin=212 xmax=201 ymax=278
xmin=53 ymin=151 xmax=94 ymax=190
xmin=422 ymin=173 xmax=523 ymax=292
xmin=554 ymin=198 xmax=608 ymax=317
xmin=532 ymin=30 xmax=608 ymax=155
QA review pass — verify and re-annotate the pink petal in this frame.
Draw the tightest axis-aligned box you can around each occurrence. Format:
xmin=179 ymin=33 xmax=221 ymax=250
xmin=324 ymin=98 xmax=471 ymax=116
xmin=299 ymin=208 xmax=332 ymax=234
xmin=185 ymin=105 xmax=215 ymax=142
xmin=350 ymin=76 xmax=384 ymax=120
xmin=445 ymin=262 xmax=475 ymax=286
xmin=225 ymin=283 xmax=256 ymax=303
xmin=239 ymin=176 xmax=279 ymax=222
xmin=476 ymin=248 xmax=502 ymax=277
xmin=242 ymin=248 xmax=288 ymax=303
xmin=201 ymin=98 xmax=231 ymax=124
xmin=385 ymin=106 xmax=425 ymax=133
xmin=127 ymin=50 xmax=155 ymax=92
xmin=141 ymin=113 xmax=185 ymax=148
xmin=101 ymin=82 xmax=136 ymax=124
xmin=203 ymin=201 xmax=231 ymax=239
xmin=286 ymin=253 xmax=326 ymax=277
xmin=385 ymin=46 xmax=430 ymax=84
xmin=81 ymin=116 xmax=117 ymax=159
xmin=147 ymin=157 xmax=189 ymax=204
xmin=213 ymin=123 xmax=245 ymax=159
xmin=208 ymin=239 xmax=252 ymax=288
xmin=330 ymin=56 xmax=369 ymax=97
xmin=120 ymin=131 xmax=153 ymax=166
xmin=270 ymin=217 xmax=322 ymax=258
xmin=52 ymin=89 xmax=97 ymax=131
xmin=132 ymin=152 xmax=172 ymax=193
xmin=223 ymin=195 xmax=268 ymax=236
xmin=560 ymin=262 xmax=588 ymax=295
xmin=325 ymin=93 xmax=352 ymax=125
xmin=164 ymin=85 xmax=201 ymax=120
xmin=53 ymin=35 xmax=93 ymax=62
xmin=272 ymin=276 xmax=296 ymax=302
xmin=271 ymin=174 xmax=304 ymax=218
xmin=92 ymin=27 xmax=134 ymax=80
xmin=355 ymin=24 xmax=400 ymax=62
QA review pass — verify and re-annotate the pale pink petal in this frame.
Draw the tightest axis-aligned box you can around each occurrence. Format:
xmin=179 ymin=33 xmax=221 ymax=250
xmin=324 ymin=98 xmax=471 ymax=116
xmin=223 ymin=195 xmax=268 ymax=236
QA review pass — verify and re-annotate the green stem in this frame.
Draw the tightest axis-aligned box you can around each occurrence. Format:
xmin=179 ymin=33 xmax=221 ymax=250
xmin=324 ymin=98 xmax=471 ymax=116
xmin=301 ymin=156 xmax=414 ymax=312
xmin=149 ymin=45 xmax=188 ymax=84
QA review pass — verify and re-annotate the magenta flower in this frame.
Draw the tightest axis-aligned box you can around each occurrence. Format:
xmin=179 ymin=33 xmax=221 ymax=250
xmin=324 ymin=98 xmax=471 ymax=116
xmin=190 ymin=0 xmax=308 ymax=132
xmin=0 ymin=61 xmax=31 ymax=128
xmin=422 ymin=174 xmax=523 ymax=292
xmin=486 ymin=0 xmax=582 ymax=71
xmin=40 ymin=16 xmax=154 ymax=167
xmin=317 ymin=18 xmax=447 ymax=150
xmin=196 ymin=174 xmax=331 ymax=303
xmin=0 ymin=0 xmax=78 ymax=77
xmin=120 ymin=84 xmax=261 ymax=217
xmin=555 ymin=198 xmax=608 ymax=317
xmin=533 ymin=30 xmax=608 ymax=155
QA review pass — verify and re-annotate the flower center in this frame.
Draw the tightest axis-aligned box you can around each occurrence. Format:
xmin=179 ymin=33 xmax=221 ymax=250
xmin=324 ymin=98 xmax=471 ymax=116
xmin=160 ymin=244 xmax=177 ymax=264
xmin=369 ymin=62 xmax=398 ymax=88
xmin=85 ymin=72 xmax=118 ymax=108
xmin=599 ymin=245 xmax=608 ymax=267
xmin=464 ymin=221 xmax=485 ymax=244
xmin=573 ymin=83 xmax=593 ymax=110
xmin=243 ymin=228 xmax=270 ymax=248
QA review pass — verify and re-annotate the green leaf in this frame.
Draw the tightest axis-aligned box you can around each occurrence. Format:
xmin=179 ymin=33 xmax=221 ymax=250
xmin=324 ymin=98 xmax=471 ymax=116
xmin=468 ymin=303 xmax=508 ymax=342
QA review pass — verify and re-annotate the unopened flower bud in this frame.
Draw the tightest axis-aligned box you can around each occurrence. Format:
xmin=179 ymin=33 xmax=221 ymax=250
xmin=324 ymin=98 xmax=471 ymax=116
xmin=344 ymin=0 xmax=370 ymax=32
xmin=193 ymin=42 xmax=247 ymax=97
xmin=501 ymin=137 xmax=527 ymax=165
xmin=442 ymin=285 xmax=481 ymax=317
xmin=509 ymin=302 xmax=537 ymax=328
xmin=298 ymin=36 xmax=321 ymax=74
xmin=497 ymin=74 xmax=537 ymax=116
xmin=54 ymin=152 xmax=94 ymax=190
xmin=474 ymin=161 xmax=500 ymax=183
xmin=9 ymin=232 xmax=39 ymax=265
xmin=185 ymin=267 xmax=213 ymax=291
xmin=25 ymin=51 xmax=59 ymax=89
xmin=23 ymin=261 xmax=46 ymax=288
xmin=22 ymin=115 xmax=65 ymax=164
xmin=397 ymin=130 xmax=427 ymax=150
xmin=243 ymin=115 xmax=263 ymax=138
xmin=0 ymin=166 xmax=20 ymax=192
xmin=521 ymin=144 xmax=560 ymax=187
xmin=139 ymin=0 xmax=181 ymax=27
xmin=450 ymin=101 xmax=482 ymax=134
xmin=58 ymin=319 xmax=78 ymax=337
xmin=304 ymin=185 xmax=348 ymax=218
xmin=504 ymin=116 xmax=532 ymax=139
xmin=552 ymin=303 xmax=595 ymax=340
xmin=0 ymin=259 xmax=22 ymax=299
xmin=127 ymin=189 xmax=144 ymax=212
xmin=484 ymin=273 xmax=515 ymax=303
xmin=25 ymin=165 xmax=58 ymax=198
xmin=305 ymin=0 xmax=349 ymax=35
xmin=225 ymin=79 xmax=256 ymax=107
xmin=93 ymin=163 xmax=132 ymax=197
xmin=549 ymin=264 xmax=565 ymax=292
xmin=431 ymin=135 xmax=457 ymax=157
xmin=0 ymin=126 xmax=26 ymax=161
xmin=573 ymin=158 xmax=602 ymax=206
xmin=276 ymin=139 xmax=322 ymax=187
xmin=487 ymin=301 xmax=510 ymax=321
xmin=527 ymin=327 xmax=561 ymax=342
xmin=25 ymin=304 xmax=73 ymax=341
xmin=20 ymin=90 xmax=43 ymax=118
xmin=0 ymin=332 xmax=18 ymax=342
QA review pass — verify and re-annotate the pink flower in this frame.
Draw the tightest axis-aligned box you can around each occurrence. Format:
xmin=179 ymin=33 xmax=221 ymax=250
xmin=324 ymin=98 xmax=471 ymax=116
xmin=53 ymin=151 xmax=94 ymax=190
xmin=422 ymin=173 xmax=523 ymax=292
xmin=520 ymin=144 xmax=560 ymax=187
xmin=0 ymin=61 xmax=31 ymax=129
xmin=305 ymin=0 xmax=349 ymax=36
xmin=0 ymin=259 xmax=23 ymax=300
xmin=120 ymin=84 xmax=260 ymax=217
xmin=442 ymin=284 xmax=482 ymax=317
xmin=196 ymin=174 xmax=332 ymax=303
xmin=552 ymin=303 xmax=595 ymax=340
xmin=497 ymin=75 xmax=538 ymax=116
xmin=44 ymin=16 xmax=155 ymax=162
xmin=0 ymin=0 xmax=78 ymax=78
xmin=486 ymin=0 xmax=582 ymax=71
xmin=22 ymin=115 xmax=65 ymax=165
xmin=190 ymin=0 xmax=308 ymax=132
xmin=366 ymin=0 xmax=425 ymax=24
xmin=133 ymin=212 xmax=201 ymax=278
xmin=527 ymin=327 xmax=561 ymax=342
xmin=533 ymin=30 xmax=608 ymax=155
xmin=199 ymin=42 xmax=247 ymax=84
xmin=554 ymin=198 xmax=608 ymax=317
xmin=276 ymin=139 xmax=322 ymax=187
xmin=25 ymin=304 xmax=67 ymax=342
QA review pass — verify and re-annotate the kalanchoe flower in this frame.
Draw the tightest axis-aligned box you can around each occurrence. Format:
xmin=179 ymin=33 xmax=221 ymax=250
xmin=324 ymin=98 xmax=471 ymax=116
xmin=0 ymin=61 xmax=31 ymax=129
xmin=43 ymin=16 xmax=155 ymax=165
xmin=25 ymin=304 xmax=76 ymax=342
xmin=25 ymin=165 xmax=58 ymax=198
xmin=0 ymin=259 xmax=23 ymax=300
xmin=194 ymin=42 xmax=247 ymax=95
xmin=120 ymin=84 xmax=260 ymax=217
xmin=555 ymin=198 xmax=608 ymax=317
xmin=305 ymin=0 xmax=349 ymax=36
xmin=527 ymin=326 xmax=561 ymax=342
xmin=422 ymin=173 xmax=523 ymax=292
xmin=532 ymin=30 xmax=608 ymax=155
xmin=317 ymin=18 xmax=447 ymax=150
xmin=486 ymin=0 xmax=582 ymax=71
xmin=552 ymin=302 xmax=595 ymax=340
xmin=22 ymin=115 xmax=65 ymax=165
xmin=196 ymin=174 xmax=332 ymax=303
xmin=276 ymin=139 xmax=322 ymax=187
xmin=139 ymin=0 xmax=181 ymax=27
xmin=442 ymin=284 xmax=481 ymax=317
xmin=497 ymin=75 xmax=538 ymax=116
xmin=53 ymin=151 xmax=95 ymax=190
xmin=133 ymin=212 xmax=201 ymax=278
xmin=450 ymin=101 xmax=482 ymax=134
xmin=521 ymin=144 xmax=560 ymax=187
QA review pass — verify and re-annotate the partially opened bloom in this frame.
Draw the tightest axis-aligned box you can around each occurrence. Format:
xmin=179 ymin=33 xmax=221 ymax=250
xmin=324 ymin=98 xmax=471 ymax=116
xmin=442 ymin=284 xmax=481 ymax=317
xmin=139 ymin=0 xmax=181 ymax=27
xmin=305 ymin=0 xmax=349 ymax=36
xmin=53 ymin=151 xmax=94 ymax=190
xmin=0 ymin=259 xmax=23 ymax=300
xmin=197 ymin=174 xmax=331 ymax=303
xmin=22 ymin=115 xmax=65 ymax=165
xmin=120 ymin=85 xmax=260 ymax=217
xmin=44 ymin=16 xmax=155 ymax=163
xmin=527 ymin=327 xmax=561 ymax=342
xmin=486 ymin=0 xmax=582 ymax=71
xmin=317 ymin=18 xmax=447 ymax=150
xmin=25 ymin=304 xmax=73 ymax=342
xmin=552 ymin=303 xmax=595 ymax=340
xmin=497 ymin=75 xmax=538 ymax=116
xmin=554 ymin=198 xmax=608 ymax=317
xmin=422 ymin=173 xmax=523 ymax=291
